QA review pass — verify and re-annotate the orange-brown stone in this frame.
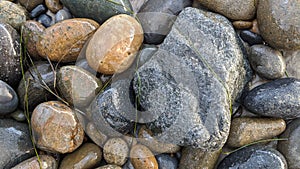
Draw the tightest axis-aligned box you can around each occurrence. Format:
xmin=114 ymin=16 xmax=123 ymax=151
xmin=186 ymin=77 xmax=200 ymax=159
xmin=130 ymin=144 xmax=158 ymax=169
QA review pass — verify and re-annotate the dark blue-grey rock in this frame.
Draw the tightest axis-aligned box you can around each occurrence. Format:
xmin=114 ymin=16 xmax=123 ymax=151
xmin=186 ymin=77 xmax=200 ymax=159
xmin=249 ymin=45 xmax=286 ymax=79
xmin=137 ymin=0 xmax=192 ymax=44
xmin=240 ymin=30 xmax=264 ymax=46
xmin=217 ymin=146 xmax=287 ymax=169
xmin=37 ymin=14 xmax=52 ymax=27
xmin=55 ymin=8 xmax=72 ymax=23
xmin=0 ymin=23 xmax=22 ymax=88
xmin=243 ymin=78 xmax=300 ymax=119
xmin=0 ymin=80 xmax=18 ymax=115
xmin=0 ymin=119 xmax=34 ymax=169
xmin=132 ymin=7 xmax=251 ymax=150
xmin=156 ymin=154 xmax=178 ymax=169
xmin=60 ymin=0 xmax=133 ymax=24
xmin=278 ymin=118 xmax=300 ymax=169
xmin=30 ymin=4 xmax=47 ymax=18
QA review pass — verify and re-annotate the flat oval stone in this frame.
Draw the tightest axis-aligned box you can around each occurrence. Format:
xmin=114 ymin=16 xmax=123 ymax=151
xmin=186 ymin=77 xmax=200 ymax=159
xmin=37 ymin=18 xmax=99 ymax=62
xmin=21 ymin=20 xmax=45 ymax=60
xmin=103 ymin=138 xmax=129 ymax=166
xmin=249 ymin=45 xmax=286 ymax=79
xmin=45 ymin=0 xmax=63 ymax=13
xmin=31 ymin=101 xmax=84 ymax=153
xmin=240 ymin=30 xmax=264 ymax=45
xmin=130 ymin=144 xmax=158 ymax=169
xmin=0 ymin=80 xmax=18 ymax=115
xmin=257 ymin=0 xmax=300 ymax=50
xmin=0 ymin=1 xmax=28 ymax=29
xmin=59 ymin=143 xmax=102 ymax=169
xmin=86 ymin=14 xmax=143 ymax=74
xmin=0 ymin=23 xmax=22 ymax=88
xmin=227 ymin=117 xmax=286 ymax=148
xmin=278 ymin=118 xmax=300 ymax=169
xmin=30 ymin=4 xmax=47 ymax=18
xmin=232 ymin=21 xmax=253 ymax=30
xmin=243 ymin=78 xmax=300 ymax=119
xmin=12 ymin=155 xmax=57 ymax=169
xmin=217 ymin=146 xmax=287 ymax=169
xmin=60 ymin=0 xmax=133 ymax=24
xmin=19 ymin=0 xmax=44 ymax=11
xmin=57 ymin=65 xmax=102 ymax=108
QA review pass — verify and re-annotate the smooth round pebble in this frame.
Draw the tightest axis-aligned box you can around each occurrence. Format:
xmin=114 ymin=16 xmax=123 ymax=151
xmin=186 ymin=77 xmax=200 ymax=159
xmin=37 ymin=14 xmax=52 ymax=27
xmin=0 ymin=80 xmax=18 ymax=115
xmin=59 ymin=143 xmax=102 ymax=169
xmin=232 ymin=21 xmax=253 ymax=30
xmin=86 ymin=14 xmax=143 ymax=74
xmin=156 ymin=154 xmax=178 ymax=169
xmin=31 ymin=101 xmax=84 ymax=153
xmin=30 ymin=4 xmax=47 ymax=18
xmin=95 ymin=165 xmax=122 ymax=169
xmin=130 ymin=144 xmax=158 ymax=169
xmin=45 ymin=0 xmax=63 ymax=13
xmin=12 ymin=155 xmax=57 ymax=169
xmin=103 ymin=138 xmax=129 ymax=166
xmin=10 ymin=109 xmax=26 ymax=122
xmin=0 ymin=1 xmax=28 ymax=29
xmin=55 ymin=8 xmax=72 ymax=23
xmin=240 ymin=30 xmax=264 ymax=45
xmin=85 ymin=122 xmax=108 ymax=147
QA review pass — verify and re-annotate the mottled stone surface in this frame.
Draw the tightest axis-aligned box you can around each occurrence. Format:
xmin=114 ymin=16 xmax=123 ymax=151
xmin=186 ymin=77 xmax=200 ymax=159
xmin=130 ymin=144 xmax=158 ymax=169
xmin=86 ymin=14 xmax=143 ymax=74
xmin=85 ymin=122 xmax=108 ymax=147
xmin=227 ymin=117 xmax=286 ymax=147
xmin=232 ymin=21 xmax=253 ymax=30
xmin=0 ymin=23 xmax=22 ymax=88
xmin=0 ymin=119 xmax=34 ymax=169
xmin=31 ymin=101 xmax=84 ymax=153
xmin=60 ymin=0 xmax=133 ymax=24
xmin=37 ymin=18 xmax=99 ymax=62
xmin=0 ymin=80 xmax=18 ymax=115
xmin=96 ymin=165 xmax=122 ymax=169
xmin=285 ymin=50 xmax=300 ymax=79
xmin=197 ymin=0 xmax=256 ymax=20
xmin=0 ymin=1 xmax=28 ymax=29
xmin=59 ymin=143 xmax=102 ymax=169
xmin=45 ymin=0 xmax=63 ymax=13
xmin=57 ymin=66 xmax=102 ymax=108
xmin=217 ymin=146 xmax=287 ymax=169
xmin=156 ymin=154 xmax=178 ymax=169
xmin=12 ymin=155 xmax=57 ymax=169
xmin=257 ymin=0 xmax=300 ymax=50
xmin=19 ymin=0 xmax=44 ymax=11
xmin=249 ymin=45 xmax=286 ymax=79
xmin=278 ymin=118 xmax=300 ymax=169
xmin=133 ymin=7 xmax=251 ymax=150
xmin=179 ymin=147 xmax=220 ymax=169
xmin=243 ymin=78 xmax=300 ymax=119
xmin=103 ymin=138 xmax=129 ymax=166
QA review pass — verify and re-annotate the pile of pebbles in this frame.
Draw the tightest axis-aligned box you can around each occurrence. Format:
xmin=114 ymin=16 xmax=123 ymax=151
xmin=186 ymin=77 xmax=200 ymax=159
xmin=0 ymin=0 xmax=299 ymax=169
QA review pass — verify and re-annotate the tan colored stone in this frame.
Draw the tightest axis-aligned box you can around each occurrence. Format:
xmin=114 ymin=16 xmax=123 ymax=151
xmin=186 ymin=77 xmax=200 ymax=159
xmin=0 ymin=1 xmax=28 ymax=30
xmin=12 ymin=155 xmax=57 ymax=169
xmin=227 ymin=117 xmax=286 ymax=147
xmin=37 ymin=18 xmax=99 ymax=62
xmin=19 ymin=0 xmax=43 ymax=11
xmin=250 ymin=19 xmax=260 ymax=34
xmin=95 ymin=165 xmax=122 ymax=169
xmin=232 ymin=21 xmax=253 ymax=30
xmin=130 ymin=144 xmax=158 ymax=169
xmin=45 ymin=0 xmax=63 ymax=13
xmin=31 ymin=101 xmax=84 ymax=153
xmin=86 ymin=14 xmax=143 ymax=74
xmin=103 ymin=138 xmax=129 ymax=166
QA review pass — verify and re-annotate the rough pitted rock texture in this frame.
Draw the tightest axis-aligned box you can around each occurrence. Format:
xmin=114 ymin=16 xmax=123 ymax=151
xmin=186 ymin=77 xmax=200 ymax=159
xmin=243 ymin=78 xmax=300 ymax=119
xmin=133 ymin=7 xmax=251 ymax=150
xmin=285 ymin=50 xmax=300 ymax=79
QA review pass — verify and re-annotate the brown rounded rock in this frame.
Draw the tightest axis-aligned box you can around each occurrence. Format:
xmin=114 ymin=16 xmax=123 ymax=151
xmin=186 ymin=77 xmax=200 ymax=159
xmin=227 ymin=117 xmax=286 ymax=147
xmin=232 ymin=21 xmax=253 ymax=30
xmin=31 ymin=101 xmax=84 ymax=153
xmin=37 ymin=18 xmax=99 ymax=62
xmin=103 ymin=138 xmax=129 ymax=166
xmin=19 ymin=0 xmax=44 ymax=11
xmin=45 ymin=0 xmax=63 ymax=13
xmin=59 ymin=143 xmax=102 ymax=169
xmin=95 ymin=165 xmax=122 ymax=169
xmin=0 ymin=1 xmax=28 ymax=30
xmin=21 ymin=20 xmax=45 ymax=60
xmin=12 ymin=155 xmax=57 ymax=169
xmin=250 ymin=19 xmax=260 ymax=34
xmin=130 ymin=144 xmax=158 ymax=169
xmin=257 ymin=0 xmax=300 ymax=50
xmin=86 ymin=14 xmax=143 ymax=74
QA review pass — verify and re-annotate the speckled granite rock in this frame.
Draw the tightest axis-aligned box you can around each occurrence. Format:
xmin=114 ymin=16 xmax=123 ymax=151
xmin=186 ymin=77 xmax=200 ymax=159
xmin=0 ymin=1 xmax=28 ymax=30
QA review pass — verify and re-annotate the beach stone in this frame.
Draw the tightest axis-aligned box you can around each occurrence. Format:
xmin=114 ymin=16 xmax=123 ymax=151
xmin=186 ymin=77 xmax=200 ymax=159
xmin=37 ymin=14 xmax=52 ymax=27
xmin=249 ymin=45 xmax=286 ymax=79
xmin=75 ymin=59 xmax=97 ymax=75
xmin=156 ymin=154 xmax=178 ymax=169
xmin=86 ymin=14 xmax=143 ymax=74
xmin=243 ymin=78 xmax=300 ymax=119
xmin=45 ymin=0 xmax=63 ymax=13
xmin=250 ymin=19 xmax=260 ymax=34
xmin=55 ymin=8 xmax=72 ymax=23
xmin=31 ymin=101 xmax=84 ymax=153
xmin=0 ymin=119 xmax=34 ymax=169
xmin=21 ymin=20 xmax=45 ymax=60
xmin=12 ymin=155 xmax=57 ymax=169
xmin=103 ymin=138 xmax=129 ymax=166
xmin=17 ymin=62 xmax=56 ymax=111
xmin=217 ymin=146 xmax=287 ymax=169
xmin=130 ymin=144 xmax=158 ymax=169
xmin=59 ymin=143 xmax=102 ymax=169
xmin=240 ymin=30 xmax=264 ymax=46
xmin=96 ymin=165 xmax=122 ymax=169
xmin=197 ymin=0 xmax=256 ymax=20
xmin=285 ymin=50 xmax=300 ymax=79
xmin=123 ymin=160 xmax=135 ymax=169
xmin=227 ymin=117 xmax=286 ymax=148
xmin=0 ymin=80 xmax=18 ymax=115
xmin=278 ymin=118 xmax=300 ymax=169
xmin=179 ymin=147 xmax=220 ymax=169
xmin=57 ymin=66 xmax=102 ymax=108
xmin=85 ymin=122 xmax=108 ymax=147
xmin=19 ymin=0 xmax=43 ymax=11
xmin=133 ymin=7 xmax=251 ymax=150
xmin=37 ymin=18 xmax=99 ymax=62
xmin=257 ymin=0 xmax=300 ymax=50
xmin=129 ymin=0 xmax=148 ymax=13
xmin=0 ymin=23 xmax=22 ymax=88
xmin=0 ymin=1 xmax=28 ymax=30
xmin=60 ymin=0 xmax=133 ymax=24
xmin=30 ymin=4 xmax=47 ymax=18
xmin=10 ymin=109 xmax=26 ymax=122
xmin=232 ymin=21 xmax=253 ymax=30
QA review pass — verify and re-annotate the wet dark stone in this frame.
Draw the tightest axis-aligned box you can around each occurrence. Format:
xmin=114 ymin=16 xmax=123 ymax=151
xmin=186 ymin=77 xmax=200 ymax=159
xmin=0 ymin=119 xmax=35 ymax=169
xmin=30 ymin=4 xmax=47 ymax=18
xmin=37 ymin=14 xmax=52 ymax=27
xmin=156 ymin=154 xmax=178 ymax=169
xmin=240 ymin=30 xmax=264 ymax=46
xmin=0 ymin=80 xmax=18 ymax=115
xmin=243 ymin=78 xmax=300 ymax=119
